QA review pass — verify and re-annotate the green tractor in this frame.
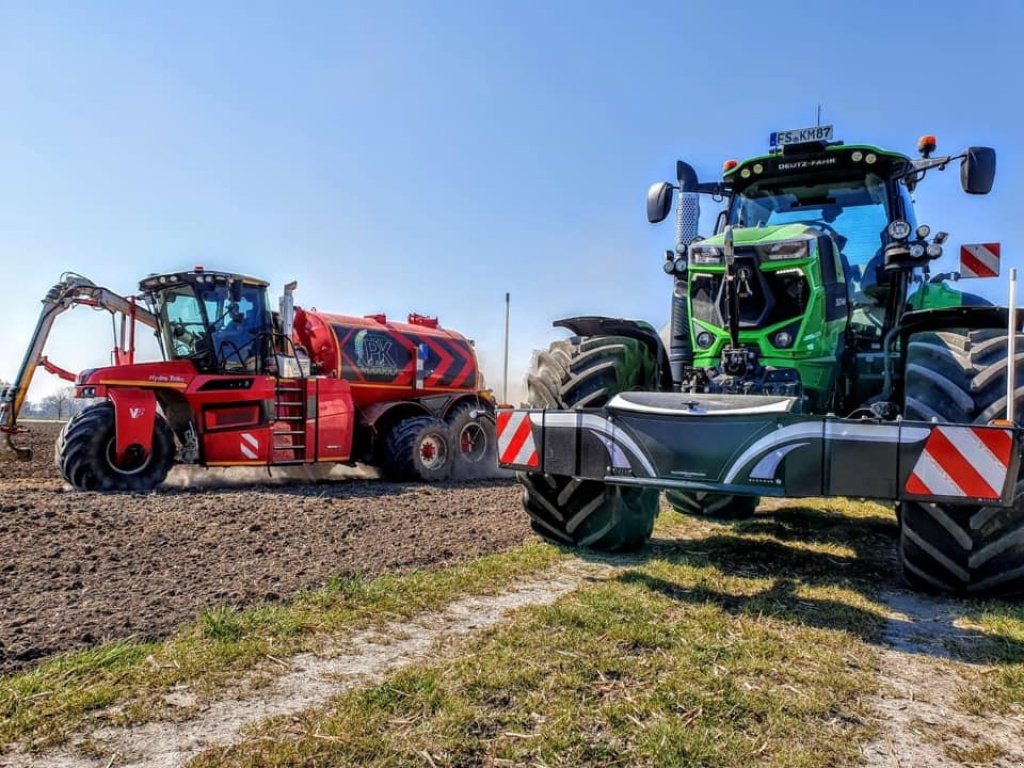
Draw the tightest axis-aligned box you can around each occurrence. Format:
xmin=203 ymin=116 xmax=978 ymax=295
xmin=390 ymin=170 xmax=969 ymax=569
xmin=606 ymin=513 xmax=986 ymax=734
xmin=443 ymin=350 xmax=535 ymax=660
xmin=501 ymin=127 xmax=1023 ymax=597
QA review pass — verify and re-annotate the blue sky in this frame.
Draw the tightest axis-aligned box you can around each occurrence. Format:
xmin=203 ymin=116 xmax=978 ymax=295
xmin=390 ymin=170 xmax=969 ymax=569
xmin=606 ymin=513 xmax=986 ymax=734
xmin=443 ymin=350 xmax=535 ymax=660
xmin=1 ymin=0 xmax=1021 ymax=403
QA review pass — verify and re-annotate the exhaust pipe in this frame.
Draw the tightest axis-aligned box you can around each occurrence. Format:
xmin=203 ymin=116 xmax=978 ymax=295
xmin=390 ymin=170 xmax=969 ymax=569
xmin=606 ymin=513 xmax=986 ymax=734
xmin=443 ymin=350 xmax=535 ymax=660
xmin=669 ymin=161 xmax=700 ymax=390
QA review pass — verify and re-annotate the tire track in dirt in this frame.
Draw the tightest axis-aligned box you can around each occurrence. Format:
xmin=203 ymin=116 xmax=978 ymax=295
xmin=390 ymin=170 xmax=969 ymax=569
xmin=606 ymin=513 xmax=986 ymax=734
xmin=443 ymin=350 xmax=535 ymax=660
xmin=860 ymin=589 xmax=1024 ymax=767
xmin=2 ymin=560 xmax=616 ymax=768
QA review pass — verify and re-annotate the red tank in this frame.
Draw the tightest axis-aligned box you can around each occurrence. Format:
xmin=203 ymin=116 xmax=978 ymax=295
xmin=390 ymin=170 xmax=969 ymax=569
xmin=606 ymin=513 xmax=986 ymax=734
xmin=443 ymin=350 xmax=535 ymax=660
xmin=291 ymin=307 xmax=481 ymax=408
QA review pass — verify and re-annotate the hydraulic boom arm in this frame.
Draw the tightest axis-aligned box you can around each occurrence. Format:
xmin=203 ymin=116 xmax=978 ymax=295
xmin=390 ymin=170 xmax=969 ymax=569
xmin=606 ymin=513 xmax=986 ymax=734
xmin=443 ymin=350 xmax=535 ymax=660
xmin=0 ymin=273 xmax=159 ymax=459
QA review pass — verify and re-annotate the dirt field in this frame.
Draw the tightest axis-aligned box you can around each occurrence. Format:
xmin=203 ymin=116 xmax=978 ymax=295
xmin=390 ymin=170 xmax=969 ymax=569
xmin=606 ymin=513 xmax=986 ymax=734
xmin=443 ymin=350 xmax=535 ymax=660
xmin=0 ymin=422 xmax=530 ymax=674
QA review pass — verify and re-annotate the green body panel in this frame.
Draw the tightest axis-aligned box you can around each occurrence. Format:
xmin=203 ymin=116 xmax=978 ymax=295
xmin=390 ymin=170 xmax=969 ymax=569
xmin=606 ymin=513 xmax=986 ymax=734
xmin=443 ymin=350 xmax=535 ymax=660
xmin=688 ymin=228 xmax=846 ymax=411
xmin=907 ymin=281 xmax=965 ymax=310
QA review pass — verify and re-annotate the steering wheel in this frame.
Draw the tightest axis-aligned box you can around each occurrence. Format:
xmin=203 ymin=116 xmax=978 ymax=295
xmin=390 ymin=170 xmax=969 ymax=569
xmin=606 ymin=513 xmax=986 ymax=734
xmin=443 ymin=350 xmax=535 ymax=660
xmin=171 ymin=321 xmax=207 ymax=356
xmin=793 ymin=219 xmax=848 ymax=251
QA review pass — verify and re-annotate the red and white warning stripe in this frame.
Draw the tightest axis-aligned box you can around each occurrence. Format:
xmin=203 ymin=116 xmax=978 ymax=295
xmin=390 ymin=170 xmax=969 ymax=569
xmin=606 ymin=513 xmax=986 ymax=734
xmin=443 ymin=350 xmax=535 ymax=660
xmin=905 ymin=425 xmax=1013 ymax=500
xmin=960 ymin=243 xmax=1000 ymax=279
xmin=496 ymin=409 xmax=539 ymax=469
xmin=240 ymin=432 xmax=259 ymax=460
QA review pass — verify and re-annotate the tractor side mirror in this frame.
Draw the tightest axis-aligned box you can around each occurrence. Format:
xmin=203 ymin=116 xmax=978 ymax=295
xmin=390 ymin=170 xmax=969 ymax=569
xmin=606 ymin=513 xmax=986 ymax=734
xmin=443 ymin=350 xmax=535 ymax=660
xmin=647 ymin=182 xmax=674 ymax=224
xmin=229 ymin=279 xmax=243 ymax=302
xmin=961 ymin=147 xmax=996 ymax=195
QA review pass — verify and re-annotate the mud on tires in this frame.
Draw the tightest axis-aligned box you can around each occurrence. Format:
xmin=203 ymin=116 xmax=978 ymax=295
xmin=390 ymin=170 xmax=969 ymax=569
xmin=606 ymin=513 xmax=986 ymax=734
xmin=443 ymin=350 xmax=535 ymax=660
xmin=383 ymin=415 xmax=452 ymax=482
xmin=57 ymin=401 xmax=174 ymax=491
xmin=900 ymin=329 xmax=1024 ymax=597
xmin=517 ymin=334 xmax=660 ymax=552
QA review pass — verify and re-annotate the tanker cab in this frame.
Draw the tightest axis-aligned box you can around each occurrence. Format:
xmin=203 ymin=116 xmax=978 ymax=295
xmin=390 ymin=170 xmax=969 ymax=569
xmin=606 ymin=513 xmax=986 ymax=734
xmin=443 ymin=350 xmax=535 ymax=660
xmin=143 ymin=271 xmax=273 ymax=374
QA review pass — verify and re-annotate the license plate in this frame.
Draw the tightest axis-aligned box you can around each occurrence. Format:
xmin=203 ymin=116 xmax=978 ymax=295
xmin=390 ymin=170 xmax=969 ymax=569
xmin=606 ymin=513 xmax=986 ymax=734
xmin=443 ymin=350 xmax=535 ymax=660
xmin=770 ymin=125 xmax=834 ymax=148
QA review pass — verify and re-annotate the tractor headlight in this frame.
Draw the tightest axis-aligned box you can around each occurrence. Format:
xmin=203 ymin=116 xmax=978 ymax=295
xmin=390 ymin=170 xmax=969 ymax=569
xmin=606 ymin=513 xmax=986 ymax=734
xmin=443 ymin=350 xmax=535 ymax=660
xmin=887 ymin=220 xmax=911 ymax=240
xmin=757 ymin=241 xmax=809 ymax=261
xmin=926 ymin=243 xmax=943 ymax=259
xmin=696 ymin=331 xmax=714 ymax=348
xmin=916 ymin=224 xmax=931 ymax=239
xmin=663 ymin=260 xmax=675 ymax=274
xmin=773 ymin=331 xmax=794 ymax=348
xmin=910 ymin=243 xmax=926 ymax=259
xmin=691 ymin=247 xmax=723 ymax=265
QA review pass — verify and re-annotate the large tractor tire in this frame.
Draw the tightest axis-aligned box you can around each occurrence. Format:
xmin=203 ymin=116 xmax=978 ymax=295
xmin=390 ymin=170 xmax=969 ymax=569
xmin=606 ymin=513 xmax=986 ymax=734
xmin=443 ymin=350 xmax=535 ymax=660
xmin=56 ymin=401 xmax=174 ymax=491
xmin=664 ymin=489 xmax=758 ymax=520
xmin=518 ymin=335 xmax=660 ymax=551
xmin=446 ymin=402 xmax=497 ymax=479
xmin=383 ymin=415 xmax=452 ymax=482
xmin=900 ymin=329 xmax=1024 ymax=597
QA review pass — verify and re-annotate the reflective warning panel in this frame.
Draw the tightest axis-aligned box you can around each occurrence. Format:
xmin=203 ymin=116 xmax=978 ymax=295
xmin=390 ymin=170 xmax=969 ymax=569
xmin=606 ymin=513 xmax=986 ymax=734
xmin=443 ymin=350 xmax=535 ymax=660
xmin=497 ymin=409 xmax=539 ymax=469
xmin=905 ymin=425 xmax=1013 ymax=501
xmin=960 ymin=243 xmax=1001 ymax=278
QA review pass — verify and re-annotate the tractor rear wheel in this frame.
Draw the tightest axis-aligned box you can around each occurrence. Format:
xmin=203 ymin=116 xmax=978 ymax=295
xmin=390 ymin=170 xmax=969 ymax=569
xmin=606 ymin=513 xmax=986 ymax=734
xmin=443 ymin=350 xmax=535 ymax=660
xmin=518 ymin=335 xmax=660 ymax=552
xmin=56 ymin=401 xmax=174 ymax=491
xmin=446 ymin=402 xmax=497 ymax=478
xmin=900 ymin=329 xmax=1024 ymax=597
xmin=383 ymin=415 xmax=452 ymax=482
xmin=664 ymin=490 xmax=758 ymax=520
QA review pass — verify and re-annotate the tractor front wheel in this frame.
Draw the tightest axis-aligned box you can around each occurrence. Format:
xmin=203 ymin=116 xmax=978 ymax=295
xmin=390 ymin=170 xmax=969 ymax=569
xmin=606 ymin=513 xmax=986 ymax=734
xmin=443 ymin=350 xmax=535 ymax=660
xmin=900 ymin=328 xmax=1024 ymax=597
xmin=518 ymin=335 xmax=660 ymax=552
xmin=383 ymin=415 xmax=452 ymax=482
xmin=56 ymin=401 xmax=174 ymax=491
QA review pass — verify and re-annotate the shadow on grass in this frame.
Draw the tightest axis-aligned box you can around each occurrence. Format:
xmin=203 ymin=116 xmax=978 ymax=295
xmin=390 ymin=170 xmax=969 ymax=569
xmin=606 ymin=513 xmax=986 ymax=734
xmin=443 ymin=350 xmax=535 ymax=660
xmin=575 ymin=503 xmax=1024 ymax=664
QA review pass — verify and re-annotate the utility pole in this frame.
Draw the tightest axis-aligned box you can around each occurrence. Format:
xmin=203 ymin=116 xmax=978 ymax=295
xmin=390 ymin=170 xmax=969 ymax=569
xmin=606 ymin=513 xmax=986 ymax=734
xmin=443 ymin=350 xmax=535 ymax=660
xmin=502 ymin=292 xmax=510 ymax=404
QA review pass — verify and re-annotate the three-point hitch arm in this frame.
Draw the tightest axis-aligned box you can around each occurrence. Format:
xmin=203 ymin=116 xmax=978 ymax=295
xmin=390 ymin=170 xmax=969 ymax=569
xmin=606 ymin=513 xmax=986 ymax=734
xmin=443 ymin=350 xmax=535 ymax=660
xmin=0 ymin=273 xmax=159 ymax=460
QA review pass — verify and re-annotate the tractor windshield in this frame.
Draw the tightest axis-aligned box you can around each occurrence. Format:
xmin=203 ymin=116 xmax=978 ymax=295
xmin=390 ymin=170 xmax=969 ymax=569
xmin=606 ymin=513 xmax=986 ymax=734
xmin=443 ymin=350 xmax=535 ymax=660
xmin=158 ymin=282 xmax=270 ymax=372
xmin=729 ymin=173 xmax=896 ymax=337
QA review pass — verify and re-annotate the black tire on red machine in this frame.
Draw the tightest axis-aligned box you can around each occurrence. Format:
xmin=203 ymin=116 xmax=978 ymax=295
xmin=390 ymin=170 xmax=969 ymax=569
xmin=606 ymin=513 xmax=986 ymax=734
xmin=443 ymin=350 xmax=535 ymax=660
xmin=383 ymin=415 xmax=452 ymax=482
xmin=899 ymin=329 xmax=1024 ymax=597
xmin=664 ymin=490 xmax=759 ymax=520
xmin=56 ymin=401 xmax=175 ymax=491
xmin=446 ymin=402 xmax=497 ymax=477
xmin=518 ymin=335 xmax=660 ymax=552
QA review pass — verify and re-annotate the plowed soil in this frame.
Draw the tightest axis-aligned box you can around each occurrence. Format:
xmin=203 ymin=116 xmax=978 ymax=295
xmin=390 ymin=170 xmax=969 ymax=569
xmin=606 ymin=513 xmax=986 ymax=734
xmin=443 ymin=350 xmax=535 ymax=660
xmin=0 ymin=421 xmax=529 ymax=674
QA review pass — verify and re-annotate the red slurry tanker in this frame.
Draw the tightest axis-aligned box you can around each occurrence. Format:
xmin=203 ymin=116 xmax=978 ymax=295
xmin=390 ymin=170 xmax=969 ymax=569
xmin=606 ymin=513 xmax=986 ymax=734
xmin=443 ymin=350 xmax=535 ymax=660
xmin=0 ymin=269 xmax=496 ymax=489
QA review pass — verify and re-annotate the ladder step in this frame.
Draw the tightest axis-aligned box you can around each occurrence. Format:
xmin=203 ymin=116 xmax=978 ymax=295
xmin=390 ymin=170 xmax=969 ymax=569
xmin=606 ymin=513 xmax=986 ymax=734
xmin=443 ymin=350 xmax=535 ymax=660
xmin=275 ymin=416 xmax=305 ymax=421
xmin=274 ymin=429 xmax=306 ymax=436
xmin=270 ymin=459 xmax=307 ymax=466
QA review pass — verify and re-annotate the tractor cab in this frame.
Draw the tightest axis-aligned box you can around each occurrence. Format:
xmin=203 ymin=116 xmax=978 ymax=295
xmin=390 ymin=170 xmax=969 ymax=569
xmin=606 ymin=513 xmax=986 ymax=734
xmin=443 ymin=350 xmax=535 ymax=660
xmin=724 ymin=143 xmax=916 ymax=343
xmin=140 ymin=269 xmax=273 ymax=374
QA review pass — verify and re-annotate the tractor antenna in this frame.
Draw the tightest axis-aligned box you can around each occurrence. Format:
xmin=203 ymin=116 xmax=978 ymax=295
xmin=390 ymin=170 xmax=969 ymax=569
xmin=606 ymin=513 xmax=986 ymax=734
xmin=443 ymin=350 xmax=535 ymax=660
xmin=816 ymin=104 xmax=822 ymax=127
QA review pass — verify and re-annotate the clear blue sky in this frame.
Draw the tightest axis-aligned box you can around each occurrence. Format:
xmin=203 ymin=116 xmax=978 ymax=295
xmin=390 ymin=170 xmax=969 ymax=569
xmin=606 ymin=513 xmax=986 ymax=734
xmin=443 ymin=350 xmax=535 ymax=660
xmin=1 ymin=0 xmax=1021 ymax=402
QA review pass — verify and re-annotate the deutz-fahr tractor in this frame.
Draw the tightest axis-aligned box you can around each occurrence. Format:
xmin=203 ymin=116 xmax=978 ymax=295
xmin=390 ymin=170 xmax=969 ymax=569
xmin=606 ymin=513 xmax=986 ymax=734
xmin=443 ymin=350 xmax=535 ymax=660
xmin=1 ymin=269 xmax=496 ymax=489
xmin=498 ymin=126 xmax=1024 ymax=597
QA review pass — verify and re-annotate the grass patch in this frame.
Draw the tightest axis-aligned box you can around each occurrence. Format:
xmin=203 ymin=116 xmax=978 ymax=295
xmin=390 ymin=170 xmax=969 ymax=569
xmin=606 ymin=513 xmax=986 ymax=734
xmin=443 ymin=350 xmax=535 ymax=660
xmin=0 ymin=541 xmax=561 ymax=750
xmin=194 ymin=499 xmax=893 ymax=767
xmin=948 ymin=601 xmax=1024 ymax=717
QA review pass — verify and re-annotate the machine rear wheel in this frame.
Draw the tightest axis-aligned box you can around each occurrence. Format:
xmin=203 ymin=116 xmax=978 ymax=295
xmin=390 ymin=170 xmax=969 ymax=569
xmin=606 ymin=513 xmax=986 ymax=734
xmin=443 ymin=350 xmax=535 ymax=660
xmin=900 ymin=329 xmax=1024 ymax=597
xmin=446 ymin=402 xmax=497 ymax=478
xmin=383 ymin=415 xmax=452 ymax=482
xmin=664 ymin=490 xmax=758 ymax=520
xmin=517 ymin=335 xmax=660 ymax=552
xmin=57 ymin=401 xmax=174 ymax=491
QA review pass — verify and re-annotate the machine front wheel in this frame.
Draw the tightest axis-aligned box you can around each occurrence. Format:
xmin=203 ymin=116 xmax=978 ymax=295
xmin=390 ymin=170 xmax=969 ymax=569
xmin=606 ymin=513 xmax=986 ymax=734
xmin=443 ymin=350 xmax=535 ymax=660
xmin=56 ymin=402 xmax=174 ymax=491
xmin=899 ymin=328 xmax=1024 ymax=597
xmin=517 ymin=334 xmax=660 ymax=552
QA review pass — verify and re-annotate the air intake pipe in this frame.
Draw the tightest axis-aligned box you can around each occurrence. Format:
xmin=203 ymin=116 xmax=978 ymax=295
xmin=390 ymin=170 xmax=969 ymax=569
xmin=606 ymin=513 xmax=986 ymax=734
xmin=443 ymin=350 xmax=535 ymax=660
xmin=669 ymin=160 xmax=699 ymax=390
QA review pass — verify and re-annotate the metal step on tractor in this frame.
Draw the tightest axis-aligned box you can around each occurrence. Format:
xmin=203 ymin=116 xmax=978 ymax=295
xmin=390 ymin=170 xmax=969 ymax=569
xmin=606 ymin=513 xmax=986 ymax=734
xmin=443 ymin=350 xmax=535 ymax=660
xmin=498 ymin=126 xmax=1024 ymax=598
xmin=1 ymin=269 xmax=496 ymax=489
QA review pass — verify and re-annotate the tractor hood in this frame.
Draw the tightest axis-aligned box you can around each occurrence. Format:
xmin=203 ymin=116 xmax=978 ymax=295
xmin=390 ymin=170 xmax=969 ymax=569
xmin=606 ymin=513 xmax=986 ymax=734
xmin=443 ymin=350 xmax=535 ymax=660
xmin=697 ymin=224 xmax=818 ymax=248
xmin=76 ymin=361 xmax=198 ymax=390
